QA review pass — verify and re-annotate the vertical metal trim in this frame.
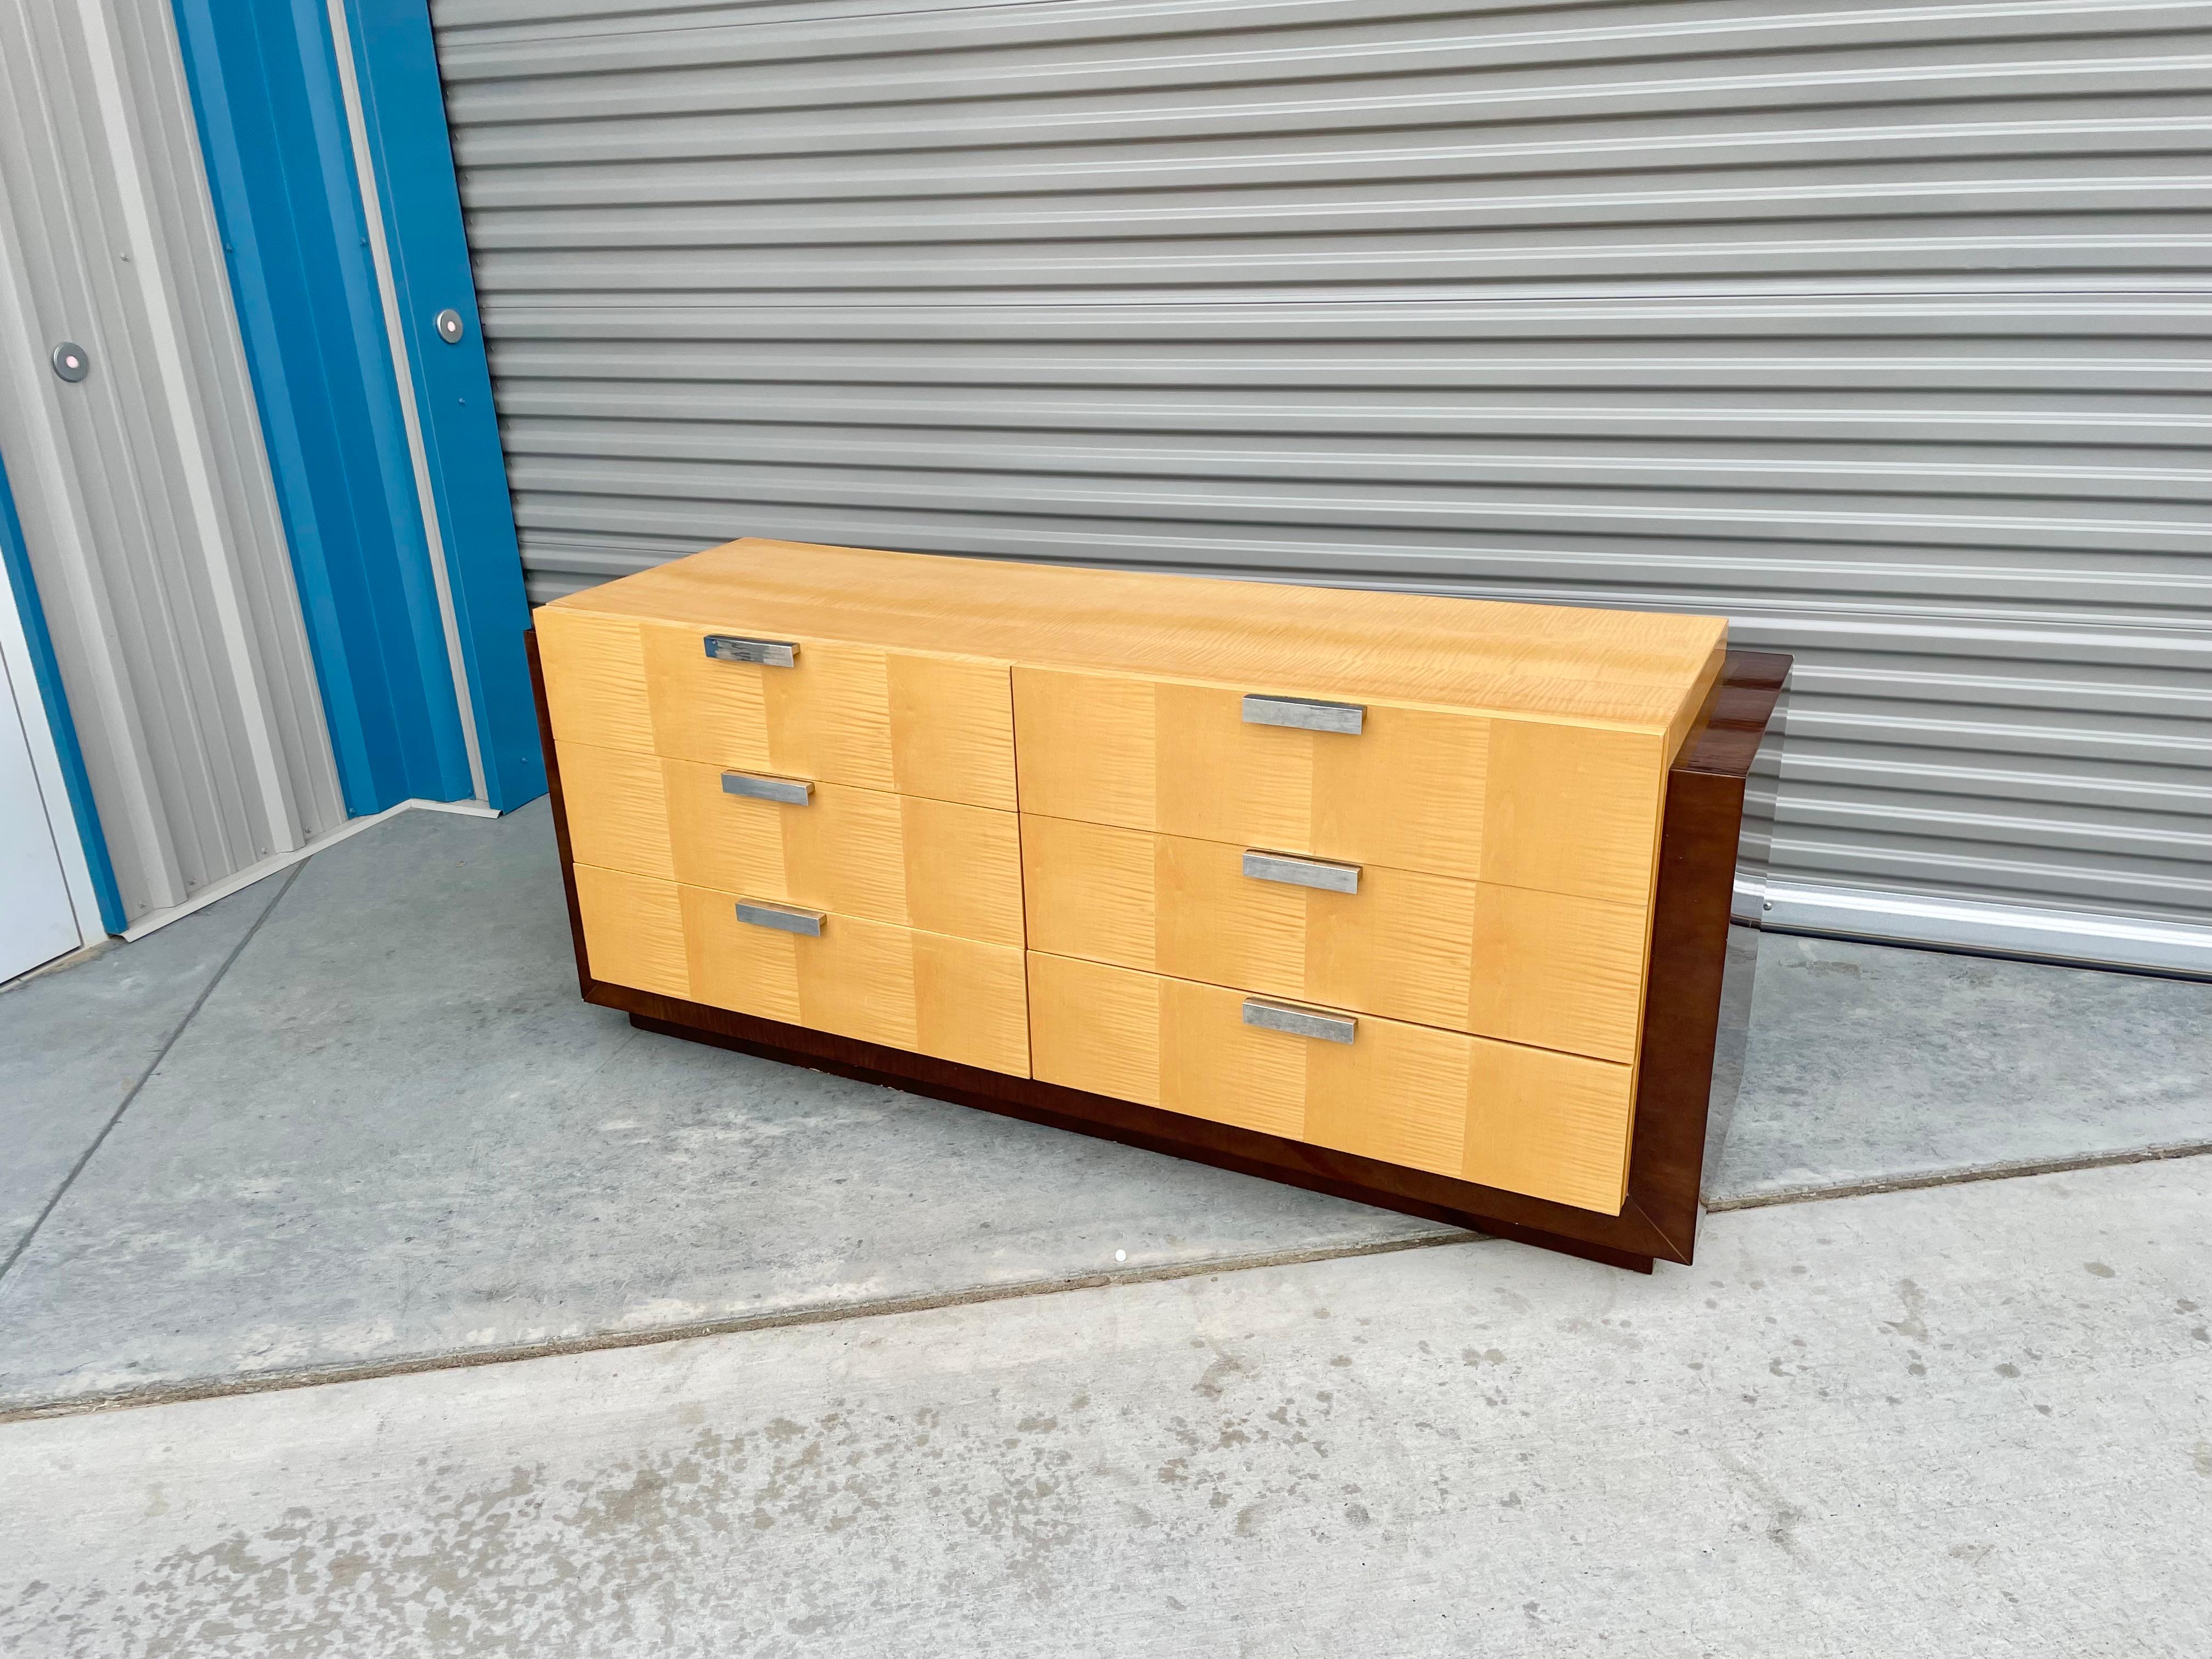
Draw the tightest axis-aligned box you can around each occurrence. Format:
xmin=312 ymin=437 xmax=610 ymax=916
xmin=170 ymin=0 xmax=486 ymax=815
xmin=335 ymin=0 xmax=543 ymax=814
xmin=323 ymin=0 xmax=486 ymax=806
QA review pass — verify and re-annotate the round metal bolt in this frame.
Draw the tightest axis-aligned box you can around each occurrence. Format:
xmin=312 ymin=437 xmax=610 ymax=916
xmin=434 ymin=308 xmax=465 ymax=345
xmin=51 ymin=341 xmax=89 ymax=382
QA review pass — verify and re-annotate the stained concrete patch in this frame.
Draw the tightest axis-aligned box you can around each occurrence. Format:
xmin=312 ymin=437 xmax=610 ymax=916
xmin=1708 ymin=933 xmax=2212 ymax=1205
xmin=0 ymin=804 xmax=1449 ymax=1411
xmin=0 ymin=874 xmax=285 ymax=1262
xmin=2 ymin=1159 xmax=2207 ymax=1657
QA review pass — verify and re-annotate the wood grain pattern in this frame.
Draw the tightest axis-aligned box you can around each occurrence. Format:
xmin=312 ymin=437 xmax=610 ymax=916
xmin=1014 ymin=668 xmax=1667 ymax=902
xmin=664 ymin=760 xmax=1023 ymax=945
xmin=682 ymin=885 xmax=1030 ymax=1075
xmin=640 ymin=620 xmax=1016 ymax=809
xmin=1463 ymin=882 xmax=1649 ymax=1066
xmin=1020 ymin=816 xmax=1646 ymax=1061
xmin=1026 ymin=950 xmax=1302 ymax=1138
xmin=1482 ymin=716 xmax=1671 ymax=901
xmin=573 ymin=863 xmax=691 ymax=1000
xmin=1463 ymin=1036 xmax=1644 ymax=1216
xmin=1303 ymin=1014 xmax=1474 ymax=1181
xmin=556 ymin=742 xmax=675 ymax=881
xmin=1014 ymin=669 xmax=1487 ymax=878
xmin=538 ymin=603 xmax=1016 ymax=809
xmin=543 ymin=539 xmax=1725 ymax=748
xmin=1028 ymin=953 xmax=1633 ymax=1209
xmin=553 ymin=743 xmax=1023 ymax=945
xmin=537 ymin=608 xmax=651 ymax=751
xmin=1022 ymin=944 xmax=1164 ymax=1111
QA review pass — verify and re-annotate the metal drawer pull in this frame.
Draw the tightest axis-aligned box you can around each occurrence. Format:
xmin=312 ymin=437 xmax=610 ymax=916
xmin=1242 ymin=693 xmax=1364 ymax=736
xmin=722 ymin=770 xmax=814 ymax=806
xmin=735 ymin=899 xmax=825 ymax=937
xmin=704 ymin=634 xmax=798 ymax=668
xmin=1242 ymin=997 xmax=1357 ymax=1045
xmin=1243 ymin=849 xmax=1359 ymax=894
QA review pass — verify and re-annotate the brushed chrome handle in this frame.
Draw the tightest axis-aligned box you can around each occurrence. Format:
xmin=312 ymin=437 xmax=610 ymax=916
xmin=735 ymin=899 xmax=825 ymax=937
xmin=704 ymin=634 xmax=798 ymax=668
xmin=1242 ymin=693 xmax=1363 ymax=736
xmin=722 ymin=770 xmax=814 ymax=806
xmin=1243 ymin=848 xmax=1359 ymax=894
xmin=1242 ymin=997 xmax=1357 ymax=1045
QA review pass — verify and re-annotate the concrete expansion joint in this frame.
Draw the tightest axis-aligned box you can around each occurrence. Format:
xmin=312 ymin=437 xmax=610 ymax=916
xmin=0 ymin=864 xmax=303 ymax=1288
xmin=1703 ymin=1138 xmax=2212 ymax=1213
xmin=0 ymin=1230 xmax=1489 ymax=1426
xmin=12 ymin=1131 xmax=2211 ymax=1427
xmin=12 ymin=1132 xmax=2211 ymax=1430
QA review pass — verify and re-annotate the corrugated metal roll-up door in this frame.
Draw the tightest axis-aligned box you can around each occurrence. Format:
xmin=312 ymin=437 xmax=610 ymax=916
xmin=430 ymin=0 xmax=2212 ymax=971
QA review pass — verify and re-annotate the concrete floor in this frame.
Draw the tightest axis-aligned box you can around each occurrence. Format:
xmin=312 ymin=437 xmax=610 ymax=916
xmin=4 ymin=1160 xmax=2208 ymax=1656
xmin=1718 ymin=932 xmax=2212 ymax=1206
xmin=2 ymin=800 xmax=2208 ymax=1654
xmin=0 ymin=874 xmax=286 ymax=1265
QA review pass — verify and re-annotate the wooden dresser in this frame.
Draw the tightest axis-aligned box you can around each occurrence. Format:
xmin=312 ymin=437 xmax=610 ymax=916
xmin=531 ymin=539 xmax=1787 ymax=1272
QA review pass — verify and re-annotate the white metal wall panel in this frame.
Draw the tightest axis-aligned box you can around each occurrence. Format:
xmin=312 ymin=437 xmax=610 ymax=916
xmin=430 ymin=0 xmax=2212 ymax=956
xmin=0 ymin=0 xmax=346 ymax=925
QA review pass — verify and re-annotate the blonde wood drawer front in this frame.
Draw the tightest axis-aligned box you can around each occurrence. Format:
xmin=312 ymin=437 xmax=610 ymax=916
xmin=558 ymin=741 xmax=677 ymax=882
xmin=1012 ymin=667 xmax=1668 ymax=903
xmin=538 ymin=610 xmax=653 ymax=754
xmin=537 ymin=607 xmax=1017 ymax=810
xmin=573 ymin=863 xmax=692 ymax=1001
xmin=682 ymin=885 xmax=1030 ymax=1075
xmin=555 ymin=742 xmax=1023 ymax=946
xmin=1028 ymin=952 xmax=1637 ymax=1214
xmin=1020 ymin=815 xmax=1646 ymax=1062
xmin=666 ymin=761 xmax=1024 ymax=947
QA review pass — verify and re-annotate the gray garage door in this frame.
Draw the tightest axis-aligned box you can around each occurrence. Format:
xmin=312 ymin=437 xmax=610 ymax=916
xmin=431 ymin=0 xmax=2212 ymax=972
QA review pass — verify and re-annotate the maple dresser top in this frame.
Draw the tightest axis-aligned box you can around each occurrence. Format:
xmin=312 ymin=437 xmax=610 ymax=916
xmin=544 ymin=539 xmax=1727 ymax=749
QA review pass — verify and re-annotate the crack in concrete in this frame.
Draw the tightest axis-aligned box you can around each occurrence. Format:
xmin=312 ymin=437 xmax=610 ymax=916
xmin=1705 ymin=1137 xmax=2212 ymax=1212
xmin=0 ymin=1229 xmax=1489 ymax=1425
xmin=11 ymin=1134 xmax=2207 ymax=1429
xmin=0 ymin=864 xmax=303 ymax=1287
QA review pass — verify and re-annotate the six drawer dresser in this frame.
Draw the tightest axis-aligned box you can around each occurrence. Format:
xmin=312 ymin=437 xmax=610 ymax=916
xmin=531 ymin=538 xmax=1788 ymax=1272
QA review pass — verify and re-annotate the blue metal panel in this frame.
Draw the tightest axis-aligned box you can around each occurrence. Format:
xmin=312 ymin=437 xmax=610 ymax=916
xmin=0 ymin=452 xmax=125 ymax=936
xmin=171 ymin=0 xmax=475 ymax=815
xmin=338 ymin=0 xmax=545 ymax=812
